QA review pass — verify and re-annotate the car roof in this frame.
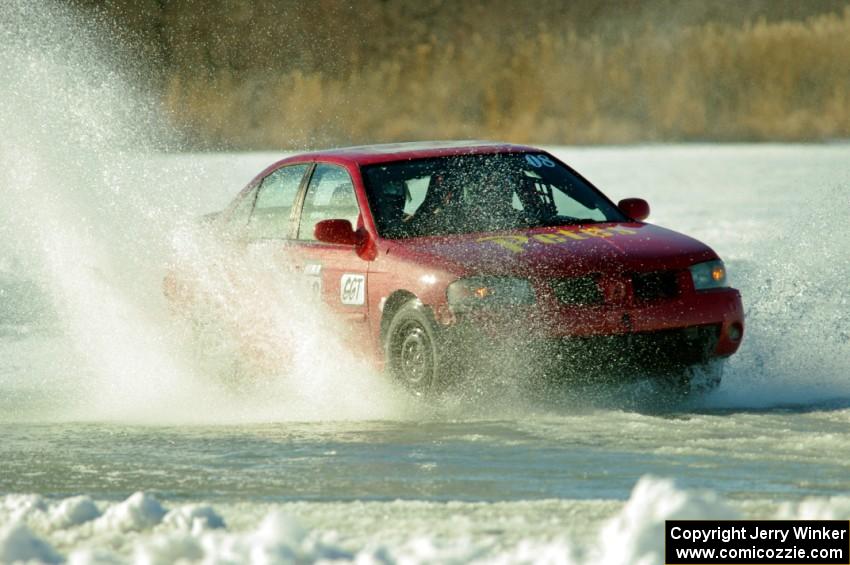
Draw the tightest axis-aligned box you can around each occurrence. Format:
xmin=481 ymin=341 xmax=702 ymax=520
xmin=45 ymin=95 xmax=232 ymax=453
xmin=276 ymin=140 xmax=540 ymax=167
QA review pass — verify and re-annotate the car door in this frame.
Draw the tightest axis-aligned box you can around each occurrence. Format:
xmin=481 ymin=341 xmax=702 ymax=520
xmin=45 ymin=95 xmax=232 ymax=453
xmin=244 ymin=163 xmax=311 ymax=241
xmin=291 ymin=162 xmax=370 ymax=327
xmin=236 ymin=162 xmax=312 ymax=268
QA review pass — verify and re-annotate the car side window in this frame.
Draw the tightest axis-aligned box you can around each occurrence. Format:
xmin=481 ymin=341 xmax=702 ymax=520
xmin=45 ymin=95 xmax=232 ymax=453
xmin=226 ymin=190 xmax=257 ymax=230
xmin=297 ymin=164 xmax=359 ymax=241
xmin=404 ymin=177 xmax=429 ymax=215
xmin=248 ymin=164 xmax=309 ymax=239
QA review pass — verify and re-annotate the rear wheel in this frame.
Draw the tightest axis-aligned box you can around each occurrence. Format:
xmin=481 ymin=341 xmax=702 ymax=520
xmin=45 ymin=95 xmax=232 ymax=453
xmin=385 ymin=300 xmax=447 ymax=395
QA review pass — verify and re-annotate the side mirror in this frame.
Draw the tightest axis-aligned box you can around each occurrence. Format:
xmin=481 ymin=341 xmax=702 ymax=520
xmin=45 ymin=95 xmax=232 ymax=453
xmin=617 ymin=198 xmax=650 ymax=221
xmin=314 ymin=219 xmax=360 ymax=245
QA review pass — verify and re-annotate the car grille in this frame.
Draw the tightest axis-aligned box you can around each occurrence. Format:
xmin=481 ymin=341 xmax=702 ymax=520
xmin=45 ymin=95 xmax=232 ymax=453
xmin=546 ymin=324 xmax=722 ymax=377
xmin=551 ymin=271 xmax=682 ymax=306
xmin=631 ymin=270 xmax=680 ymax=302
xmin=550 ymin=275 xmax=603 ymax=306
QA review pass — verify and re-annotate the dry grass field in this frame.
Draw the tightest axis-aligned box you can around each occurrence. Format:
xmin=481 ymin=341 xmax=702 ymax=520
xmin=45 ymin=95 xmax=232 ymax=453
xmin=76 ymin=0 xmax=850 ymax=148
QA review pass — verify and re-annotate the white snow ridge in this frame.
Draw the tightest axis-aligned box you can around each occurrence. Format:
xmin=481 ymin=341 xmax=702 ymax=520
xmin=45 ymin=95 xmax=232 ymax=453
xmin=1 ymin=477 xmax=848 ymax=564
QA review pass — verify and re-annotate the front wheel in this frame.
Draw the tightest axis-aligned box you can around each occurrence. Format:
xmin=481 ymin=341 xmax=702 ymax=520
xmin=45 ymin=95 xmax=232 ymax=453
xmin=384 ymin=300 xmax=449 ymax=395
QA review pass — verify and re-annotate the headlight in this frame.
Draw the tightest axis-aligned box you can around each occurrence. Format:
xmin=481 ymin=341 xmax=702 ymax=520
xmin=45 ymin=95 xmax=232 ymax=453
xmin=689 ymin=259 xmax=727 ymax=290
xmin=446 ymin=276 xmax=535 ymax=312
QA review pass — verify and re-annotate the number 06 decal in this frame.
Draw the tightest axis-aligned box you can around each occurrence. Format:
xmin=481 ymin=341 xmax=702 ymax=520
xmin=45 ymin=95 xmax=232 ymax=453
xmin=340 ymin=274 xmax=366 ymax=305
xmin=525 ymin=154 xmax=556 ymax=168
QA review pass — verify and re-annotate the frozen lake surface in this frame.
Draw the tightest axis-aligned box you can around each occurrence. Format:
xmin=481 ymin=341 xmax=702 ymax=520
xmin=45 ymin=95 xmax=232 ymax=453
xmin=1 ymin=146 xmax=849 ymax=563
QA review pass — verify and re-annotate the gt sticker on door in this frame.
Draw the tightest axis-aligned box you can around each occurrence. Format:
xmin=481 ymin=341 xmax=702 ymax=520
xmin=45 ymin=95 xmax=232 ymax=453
xmin=340 ymin=274 xmax=366 ymax=305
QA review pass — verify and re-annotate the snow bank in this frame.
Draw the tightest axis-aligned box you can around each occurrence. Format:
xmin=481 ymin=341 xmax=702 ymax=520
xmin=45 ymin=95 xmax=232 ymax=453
xmin=0 ymin=494 xmax=47 ymax=524
xmin=778 ymin=496 xmax=850 ymax=520
xmin=50 ymin=496 xmax=101 ymax=529
xmin=95 ymin=492 xmax=166 ymax=533
xmin=162 ymin=504 xmax=225 ymax=534
xmin=2 ymin=478 xmax=850 ymax=563
xmin=592 ymin=476 xmax=737 ymax=565
xmin=0 ymin=522 xmax=61 ymax=564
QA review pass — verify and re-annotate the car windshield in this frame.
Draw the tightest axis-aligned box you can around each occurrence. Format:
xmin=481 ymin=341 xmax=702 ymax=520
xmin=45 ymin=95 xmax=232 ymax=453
xmin=362 ymin=153 xmax=626 ymax=238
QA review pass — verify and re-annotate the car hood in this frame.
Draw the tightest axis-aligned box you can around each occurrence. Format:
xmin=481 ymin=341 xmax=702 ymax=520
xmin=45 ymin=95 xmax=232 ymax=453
xmin=387 ymin=223 xmax=718 ymax=278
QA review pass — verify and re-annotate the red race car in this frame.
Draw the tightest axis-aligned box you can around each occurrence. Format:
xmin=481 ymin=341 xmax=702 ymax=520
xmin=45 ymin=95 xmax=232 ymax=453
xmin=167 ymin=141 xmax=743 ymax=395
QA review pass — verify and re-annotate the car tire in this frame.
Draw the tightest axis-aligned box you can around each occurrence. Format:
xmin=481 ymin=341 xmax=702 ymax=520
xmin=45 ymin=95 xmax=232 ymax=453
xmin=385 ymin=300 xmax=449 ymax=395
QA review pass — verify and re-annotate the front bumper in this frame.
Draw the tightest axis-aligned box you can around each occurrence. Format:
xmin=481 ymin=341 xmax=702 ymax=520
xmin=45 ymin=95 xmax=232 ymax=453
xmin=548 ymin=323 xmax=721 ymax=372
xmin=441 ymin=287 xmax=744 ymax=359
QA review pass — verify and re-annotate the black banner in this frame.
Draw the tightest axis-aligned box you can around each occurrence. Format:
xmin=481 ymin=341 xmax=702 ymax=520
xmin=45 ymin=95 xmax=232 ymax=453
xmin=666 ymin=520 xmax=849 ymax=564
